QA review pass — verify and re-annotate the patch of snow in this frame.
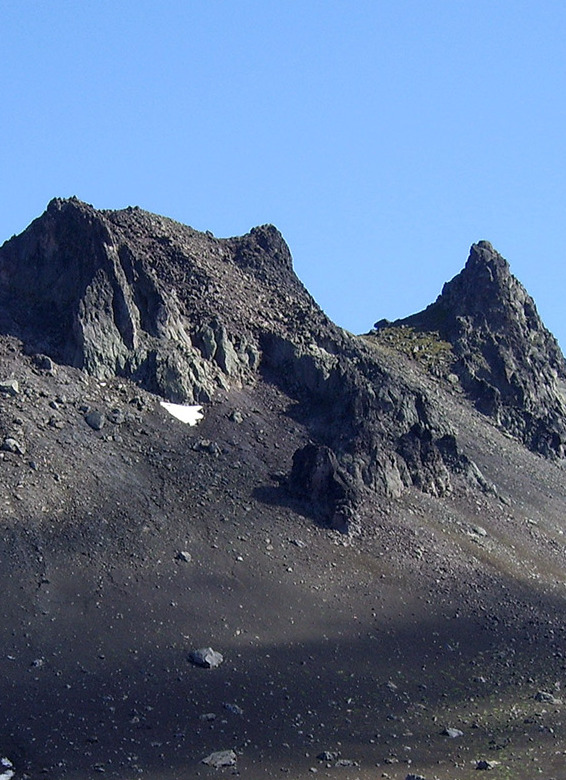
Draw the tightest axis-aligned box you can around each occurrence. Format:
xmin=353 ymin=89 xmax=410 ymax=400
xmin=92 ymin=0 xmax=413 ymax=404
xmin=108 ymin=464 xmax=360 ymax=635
xmin=160 ymin=402 xmax=204 ymax=426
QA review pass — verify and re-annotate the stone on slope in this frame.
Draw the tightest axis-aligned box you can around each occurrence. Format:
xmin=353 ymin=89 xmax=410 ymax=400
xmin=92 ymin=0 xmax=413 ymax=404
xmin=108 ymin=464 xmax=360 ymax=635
xmin=201 ymin=749 xmax=237 ymax=768
xmin=189 ymin=647 xmax=223 ymax=668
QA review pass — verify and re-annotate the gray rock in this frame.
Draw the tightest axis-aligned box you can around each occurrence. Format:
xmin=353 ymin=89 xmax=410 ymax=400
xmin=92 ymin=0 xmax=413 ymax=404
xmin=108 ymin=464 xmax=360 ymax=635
xmin=289 ymin=443 xmax=357 ymax=532
xmin=108 ymin=408 xmax=125 ymax=424
xmin=223 ymin=702 xmax=243 ymax=715
xmin=32 ymin=354 xmax=54 ymax=371
xmin=229 ymin=410 xmax=243 ymax=424
xmin=199 ymin=712 xmax=216 ymax=722
xmin=189 ymin=647 xmax=223 ymax=668
xmin=1 ymin=438 xmax=25 ymax=455
xmin=201 ymin=750 xmax=237 ymax=768
xmin=192 ymin=439 xmax=221 ymax=456
xmin=196 ymin=324 xmax=217 ymax=360
xmin=442 ymin=727 xmax=463 ymax=738
xmin=176 ymin=551 xmax=192 ymax=563
xmin=394 ymin=241 xmax=566 ymax=457
xmin=85 ymin=411 xmax=105 ymax=430
xmin=317 ymin=751 xmax=340 ymax=761
xmin=476 ymin=759 xmax=499 ymax=770
xmin=215 ymin=326 xmax=239 ymax=376
xmin=0 ymin=379 xmax=19 ymax=396
xmin=406 ymin=775 xmax=427 ymax=780
xmin=534 ymin=690 xmax=562 ymax=704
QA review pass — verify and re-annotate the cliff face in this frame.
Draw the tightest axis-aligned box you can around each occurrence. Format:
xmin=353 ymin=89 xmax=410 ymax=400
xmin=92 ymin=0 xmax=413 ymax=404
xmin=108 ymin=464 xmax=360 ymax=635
xmin=389 ymin=241 xmax=566 ymax=457
xmin=0 ymin=198 xmax=488 ymax=529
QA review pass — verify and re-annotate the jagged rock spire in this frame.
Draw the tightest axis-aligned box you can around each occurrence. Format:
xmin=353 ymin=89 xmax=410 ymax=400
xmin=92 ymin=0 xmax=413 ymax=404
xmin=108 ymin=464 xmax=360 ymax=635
xmin=395 ymin=242 xmax=566 ymax=456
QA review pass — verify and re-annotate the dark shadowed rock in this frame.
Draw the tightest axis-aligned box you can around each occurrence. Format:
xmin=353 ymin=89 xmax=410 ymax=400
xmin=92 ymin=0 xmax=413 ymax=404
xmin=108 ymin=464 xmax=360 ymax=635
xmin=289 ymin=444 xmax=357 ymax=532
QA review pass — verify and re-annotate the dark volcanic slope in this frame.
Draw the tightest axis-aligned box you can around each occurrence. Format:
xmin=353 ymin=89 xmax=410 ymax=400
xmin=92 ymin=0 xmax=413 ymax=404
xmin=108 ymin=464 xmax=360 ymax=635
xmin=1 ymin=201 xmax=566 ymax=780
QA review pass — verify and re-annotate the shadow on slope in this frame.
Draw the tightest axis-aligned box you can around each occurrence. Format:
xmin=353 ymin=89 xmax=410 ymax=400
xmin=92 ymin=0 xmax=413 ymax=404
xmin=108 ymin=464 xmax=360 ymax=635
xmin=1 ymin=524 xmax=566 ymax=780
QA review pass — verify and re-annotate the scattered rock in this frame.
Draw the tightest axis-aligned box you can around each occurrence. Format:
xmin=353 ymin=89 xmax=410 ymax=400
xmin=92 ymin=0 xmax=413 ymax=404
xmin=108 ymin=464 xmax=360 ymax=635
xmin=0 ymin=379 xmax=19 ymax=396
xmin=223 ymin=702 xmax=243 ymax=715
xmin=476 ymin=759 xmax=499 ymax=770
xmin=442 ymin=727 xmax=463 ymax=738
xmin=535 ymin=690 xmax=562 ymax=704
xmin=192 ymin=439 xmax=221 ymax=456
xmin=317 ymin=751 xmax=341 ymax=762
xmin=229 ymin=410 xmax=243 ymax=423
xmin=108 ymin=408 xmax=126 ymax=424
xmin=406 ymin=774 xmax=426 ymax=780
xmin=176 ymin=550 xmax=192 ymax=563
xmin=1 ymin=437 xmax=25 ymax=455
xmin=189 ymin=647 xmax=224 ymax=668
xmin=201 ymin=749 xmax=237 ymax=768
xmin=199 ymin=712 xmax=216 ymax=722
xmin=85 ymin=410 xmax=105 ymax=430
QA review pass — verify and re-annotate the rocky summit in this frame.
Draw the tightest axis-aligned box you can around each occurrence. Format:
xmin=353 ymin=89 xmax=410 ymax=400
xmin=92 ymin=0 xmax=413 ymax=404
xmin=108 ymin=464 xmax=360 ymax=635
xmin=1 ymin=199 xmax=566 ymax=780
xmin=383 ymin=240 xmax=566 ymax=457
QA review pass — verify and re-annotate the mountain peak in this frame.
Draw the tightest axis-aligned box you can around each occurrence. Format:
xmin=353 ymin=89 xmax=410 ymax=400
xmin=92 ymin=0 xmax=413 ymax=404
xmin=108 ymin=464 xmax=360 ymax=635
xmin=387 ymin=243 xmax=566 ymax=456
xmin=466 ymin=239 xmax=509 ymax=275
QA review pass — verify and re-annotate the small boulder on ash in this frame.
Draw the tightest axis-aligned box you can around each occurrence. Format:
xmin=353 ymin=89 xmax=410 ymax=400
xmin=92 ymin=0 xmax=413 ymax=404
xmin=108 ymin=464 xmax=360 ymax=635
xmin=201 ymin=749 xmax=237 ymax=768
xmin=189 ymin=647 xmax=223 ymax=668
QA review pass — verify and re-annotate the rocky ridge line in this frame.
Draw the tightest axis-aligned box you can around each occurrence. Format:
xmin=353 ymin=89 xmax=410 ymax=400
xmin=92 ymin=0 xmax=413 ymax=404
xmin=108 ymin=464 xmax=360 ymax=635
xmin=0 ymin=201 xmax=498 ymax=528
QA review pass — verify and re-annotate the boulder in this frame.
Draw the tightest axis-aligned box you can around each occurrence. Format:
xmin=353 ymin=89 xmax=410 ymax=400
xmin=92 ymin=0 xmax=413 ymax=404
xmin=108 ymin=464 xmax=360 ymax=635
xmin=189 ymin=647 xmax=223 ymax=668
xmin=201 ymin=750 xmax=237 ymax=768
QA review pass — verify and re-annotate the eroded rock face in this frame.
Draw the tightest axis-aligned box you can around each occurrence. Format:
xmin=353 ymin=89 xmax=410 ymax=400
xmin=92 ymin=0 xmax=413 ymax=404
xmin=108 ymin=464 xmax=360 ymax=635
xmin=289 ymin=444 xmax=358 ymax=533
xmin=394 ymin=241 xmax=566 ymax=457
xmin=0 ymin=201 xmax=501 ymax=527
xmin=0 ymin=198 xmax=259 ymax=403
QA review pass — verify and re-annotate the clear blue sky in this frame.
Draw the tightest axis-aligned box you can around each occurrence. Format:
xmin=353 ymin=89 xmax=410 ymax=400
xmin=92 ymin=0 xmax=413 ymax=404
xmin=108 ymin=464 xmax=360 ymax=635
xmin=2 ymin=1 xmax=566 ymax=346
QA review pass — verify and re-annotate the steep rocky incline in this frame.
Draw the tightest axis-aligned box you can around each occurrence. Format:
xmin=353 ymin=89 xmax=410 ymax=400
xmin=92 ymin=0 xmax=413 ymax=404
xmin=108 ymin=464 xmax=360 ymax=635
xmin=0 ymin=198 xmax=486 ymax=529
xmin=382 ymin=240 xmax=566 ymax=457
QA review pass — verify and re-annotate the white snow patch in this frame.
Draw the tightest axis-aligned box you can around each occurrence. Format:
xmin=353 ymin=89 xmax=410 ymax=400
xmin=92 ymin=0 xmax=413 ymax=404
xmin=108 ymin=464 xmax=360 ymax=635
xmin=160 ymin=401 xmax=204 ymax=426
xmin=0 ymin=758 xmax=14 ymax=780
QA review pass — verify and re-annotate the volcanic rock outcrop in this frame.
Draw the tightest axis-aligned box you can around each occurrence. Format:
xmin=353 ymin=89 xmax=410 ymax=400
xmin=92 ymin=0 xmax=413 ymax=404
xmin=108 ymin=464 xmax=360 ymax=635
xmin=388 ymin=241 xmax=566 ymax=457
xmin=0 ymin=198 xmax=488 ymax=528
